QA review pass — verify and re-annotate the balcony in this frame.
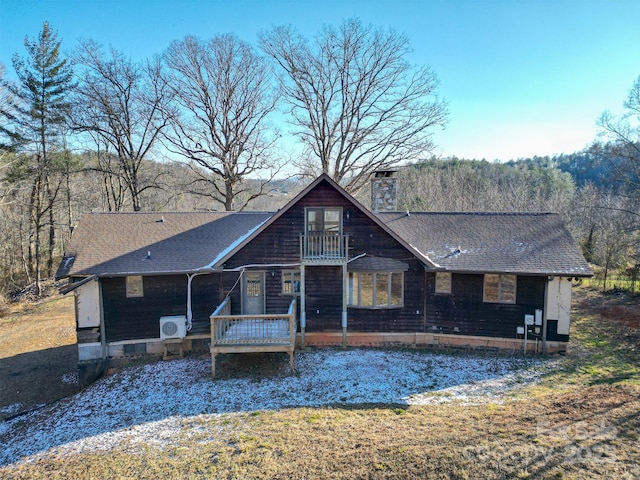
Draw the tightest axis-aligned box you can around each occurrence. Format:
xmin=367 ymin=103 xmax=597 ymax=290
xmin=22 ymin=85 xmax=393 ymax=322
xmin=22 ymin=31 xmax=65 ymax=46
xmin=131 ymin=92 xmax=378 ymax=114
xmin=300 ymin=233 xmax=349 ymax=264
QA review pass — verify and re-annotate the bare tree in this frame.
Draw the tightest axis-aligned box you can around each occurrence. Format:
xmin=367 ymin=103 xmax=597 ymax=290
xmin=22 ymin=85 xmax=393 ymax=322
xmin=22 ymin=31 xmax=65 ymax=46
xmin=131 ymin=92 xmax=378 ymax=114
xmin=162 ymin=34 xmax=280 ymax=211
xmin=595 ymin=74 xmax=640 ymax=208
xmin=71 ymin=40 xmax=170 ymax=211
xmin=260 ymin=18 xmax=448 ymax=194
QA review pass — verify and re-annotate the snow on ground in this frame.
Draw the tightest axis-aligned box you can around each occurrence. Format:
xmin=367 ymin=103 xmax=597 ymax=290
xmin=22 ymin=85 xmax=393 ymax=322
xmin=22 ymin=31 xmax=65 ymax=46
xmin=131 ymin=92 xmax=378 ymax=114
xmin=0 ymin=348 xmax=557 ymax=466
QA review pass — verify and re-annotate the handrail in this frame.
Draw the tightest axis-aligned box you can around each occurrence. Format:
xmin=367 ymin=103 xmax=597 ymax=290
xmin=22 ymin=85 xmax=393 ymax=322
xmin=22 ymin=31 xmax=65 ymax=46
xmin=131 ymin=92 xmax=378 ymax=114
xmin=299 ymin=233 xmax=348 ymax=259
xmin=211 ymin=296 xmax=231 ymax=317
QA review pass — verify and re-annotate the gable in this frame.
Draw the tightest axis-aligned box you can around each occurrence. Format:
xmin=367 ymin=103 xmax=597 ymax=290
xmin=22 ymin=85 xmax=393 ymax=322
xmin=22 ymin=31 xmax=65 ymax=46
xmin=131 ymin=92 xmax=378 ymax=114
xmin=219 ymin=175 xmax=431 ymax=269
xmin=216 ymin=174 xmax=434 ymax=268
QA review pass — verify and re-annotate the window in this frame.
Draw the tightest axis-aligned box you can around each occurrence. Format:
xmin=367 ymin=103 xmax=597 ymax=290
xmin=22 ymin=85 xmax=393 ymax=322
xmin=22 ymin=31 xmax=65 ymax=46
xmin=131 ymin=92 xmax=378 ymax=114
xmin=126 ymin=275 xmax=143 ymax=297
xmin=483 ymin=274 xmax=516 ymax=304
xmin=306 ymin=208 xmax=342 ymax=234
xmin=245 ymin=273 xmax=262 ymax=297
xmin=348 ymin=271 xmax=403 ymax=308
xmin=435 ymin=272 xmax=452 ymax=294
xmin=282 ymin=270 xmax=301 ymax=295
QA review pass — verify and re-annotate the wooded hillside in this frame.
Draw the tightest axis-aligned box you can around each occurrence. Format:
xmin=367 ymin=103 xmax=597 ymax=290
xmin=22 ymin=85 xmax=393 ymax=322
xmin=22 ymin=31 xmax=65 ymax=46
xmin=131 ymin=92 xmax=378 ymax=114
xmin=1 ymin=21 xmax=638 ymax=300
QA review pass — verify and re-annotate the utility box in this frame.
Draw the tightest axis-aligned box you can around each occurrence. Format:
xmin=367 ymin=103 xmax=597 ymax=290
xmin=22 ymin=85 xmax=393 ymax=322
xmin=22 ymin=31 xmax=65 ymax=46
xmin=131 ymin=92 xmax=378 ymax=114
xmin=535 ymin=309 xmax=543 ymax=326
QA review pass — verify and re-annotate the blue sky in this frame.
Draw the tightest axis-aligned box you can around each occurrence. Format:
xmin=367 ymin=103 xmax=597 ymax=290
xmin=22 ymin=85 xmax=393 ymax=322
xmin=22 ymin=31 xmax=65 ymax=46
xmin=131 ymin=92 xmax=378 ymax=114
xmin=1 ymin=0 xmax=639 ymax=161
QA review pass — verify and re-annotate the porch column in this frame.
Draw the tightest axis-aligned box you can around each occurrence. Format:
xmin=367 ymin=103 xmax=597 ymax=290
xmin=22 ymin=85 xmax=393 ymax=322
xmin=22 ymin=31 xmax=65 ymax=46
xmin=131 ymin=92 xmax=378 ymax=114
xmin=342 ymin=263 xmax=347 ymax=348
xmin=300 ymin=264 xmax=306 ymax=348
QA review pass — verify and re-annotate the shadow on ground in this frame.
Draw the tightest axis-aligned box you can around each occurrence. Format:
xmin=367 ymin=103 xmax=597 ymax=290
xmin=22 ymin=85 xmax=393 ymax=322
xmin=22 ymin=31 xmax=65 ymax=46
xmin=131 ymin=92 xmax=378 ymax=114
xmin=0 ymin=345 xmax=82 ymax=420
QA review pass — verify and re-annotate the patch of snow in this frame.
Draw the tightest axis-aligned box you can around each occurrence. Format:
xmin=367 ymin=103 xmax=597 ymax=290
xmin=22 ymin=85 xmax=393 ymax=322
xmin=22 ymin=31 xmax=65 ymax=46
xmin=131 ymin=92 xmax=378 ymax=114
xmin=0 ymin=403 xmax=23 ymax=416
xmin=61 ymin=372 xmax=79 ymax=385
xmin=0 ymin=349 xmax=558 ymax=467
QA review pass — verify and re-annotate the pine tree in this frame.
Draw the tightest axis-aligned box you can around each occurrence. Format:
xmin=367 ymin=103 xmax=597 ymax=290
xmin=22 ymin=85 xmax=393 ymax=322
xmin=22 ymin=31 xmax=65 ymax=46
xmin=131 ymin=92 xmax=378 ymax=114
xmin=7 ymin=21 xmax=74 ymax=295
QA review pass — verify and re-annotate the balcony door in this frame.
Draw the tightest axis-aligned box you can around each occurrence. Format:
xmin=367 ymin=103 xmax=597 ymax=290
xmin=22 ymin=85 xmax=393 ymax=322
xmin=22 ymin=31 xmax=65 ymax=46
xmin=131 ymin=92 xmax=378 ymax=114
xmin=306 ymin=208 xmax=342 ymax=257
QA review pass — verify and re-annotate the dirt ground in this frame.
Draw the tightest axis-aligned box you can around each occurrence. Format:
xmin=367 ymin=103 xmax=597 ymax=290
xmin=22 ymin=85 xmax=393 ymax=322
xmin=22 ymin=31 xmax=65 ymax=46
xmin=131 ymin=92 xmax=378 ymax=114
xmin=573 ymin=287 xmax=640 ymax=349
xmin=0 ymin=295 xmax=81 ymax=421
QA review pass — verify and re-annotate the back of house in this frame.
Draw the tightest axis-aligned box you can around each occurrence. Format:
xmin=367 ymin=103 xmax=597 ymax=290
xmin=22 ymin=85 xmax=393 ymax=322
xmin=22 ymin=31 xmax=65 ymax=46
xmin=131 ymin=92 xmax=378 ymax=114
xmin=56 ymin=173 xmax=591 ymax=385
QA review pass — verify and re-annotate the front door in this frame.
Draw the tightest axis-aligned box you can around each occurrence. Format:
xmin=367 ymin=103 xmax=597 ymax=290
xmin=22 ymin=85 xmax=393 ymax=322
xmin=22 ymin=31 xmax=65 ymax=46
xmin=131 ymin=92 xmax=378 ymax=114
xmin=242 ymin=271 xmax=265 ymax=315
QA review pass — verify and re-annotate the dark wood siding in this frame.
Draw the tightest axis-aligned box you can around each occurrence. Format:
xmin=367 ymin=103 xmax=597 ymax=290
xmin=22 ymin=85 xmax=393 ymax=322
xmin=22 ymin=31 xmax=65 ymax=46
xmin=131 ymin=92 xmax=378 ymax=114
xmin=425 ymin=273 xmax=546 ymax=339
xmin=226 ymin=179 xmax=427 ymax=332
xmin=305 ymin=266 xmax=343 ymax=332
xmin=103 ymin=274 xmax=224 ymax=342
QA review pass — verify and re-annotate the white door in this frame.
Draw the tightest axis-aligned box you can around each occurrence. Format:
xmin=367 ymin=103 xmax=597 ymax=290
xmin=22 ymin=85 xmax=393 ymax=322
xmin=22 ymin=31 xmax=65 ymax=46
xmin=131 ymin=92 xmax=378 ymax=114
xmin=545 ymin=277 xmax=572 ymax=335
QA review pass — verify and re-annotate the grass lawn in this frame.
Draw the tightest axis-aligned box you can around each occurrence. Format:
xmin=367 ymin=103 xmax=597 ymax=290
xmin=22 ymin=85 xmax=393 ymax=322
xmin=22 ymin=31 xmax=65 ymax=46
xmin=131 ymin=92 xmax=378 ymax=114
xmin=0 ymin=286 xmax=638 ymax=479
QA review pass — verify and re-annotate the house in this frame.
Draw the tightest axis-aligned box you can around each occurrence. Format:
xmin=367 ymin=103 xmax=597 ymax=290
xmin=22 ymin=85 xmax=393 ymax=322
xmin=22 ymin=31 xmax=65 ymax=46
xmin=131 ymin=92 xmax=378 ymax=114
xmin=56 ymin=173 xmax=592 ymax=384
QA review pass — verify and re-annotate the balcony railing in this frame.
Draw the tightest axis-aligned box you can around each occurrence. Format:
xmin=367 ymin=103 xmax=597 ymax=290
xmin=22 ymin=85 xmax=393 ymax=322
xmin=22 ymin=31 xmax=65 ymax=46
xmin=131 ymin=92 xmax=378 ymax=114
xmin=300 ymin=233 xmax=348 ymax=262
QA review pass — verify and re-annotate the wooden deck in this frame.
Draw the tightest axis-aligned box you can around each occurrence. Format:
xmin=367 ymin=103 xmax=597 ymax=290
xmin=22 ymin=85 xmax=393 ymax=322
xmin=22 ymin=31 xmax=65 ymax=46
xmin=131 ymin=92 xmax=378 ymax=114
xmin=209 ymin=297 xmax=297 ymax=378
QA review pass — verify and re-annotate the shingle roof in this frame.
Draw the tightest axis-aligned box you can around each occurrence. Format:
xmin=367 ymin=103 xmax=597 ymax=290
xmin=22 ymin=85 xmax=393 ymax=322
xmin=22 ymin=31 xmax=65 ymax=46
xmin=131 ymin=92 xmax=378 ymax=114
xmin=377 ymin=212 xmax=592 ymax=277
xmin=56 ymin=212 xmax=272 ymax=278
xmin=348 ymin=256 xmax=409 ymax=272
xmin=56 ymin=180 xmax=591 ymax=279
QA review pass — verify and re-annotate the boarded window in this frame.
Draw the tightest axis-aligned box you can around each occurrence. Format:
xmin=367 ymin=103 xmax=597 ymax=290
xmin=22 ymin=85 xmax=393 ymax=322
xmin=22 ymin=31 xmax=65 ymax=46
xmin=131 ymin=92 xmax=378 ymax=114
xmin=126 ymin=275 xmax=143 ymax=298
xmin=282 ymin=270 xmax=301 ymax=295
xmin=483 ymin=274 xmax=517 ymax=304
xmin=348 ymin=271 xmax=404 ymax=308
xmin=435 ymin=272 xmax=452 ymax=294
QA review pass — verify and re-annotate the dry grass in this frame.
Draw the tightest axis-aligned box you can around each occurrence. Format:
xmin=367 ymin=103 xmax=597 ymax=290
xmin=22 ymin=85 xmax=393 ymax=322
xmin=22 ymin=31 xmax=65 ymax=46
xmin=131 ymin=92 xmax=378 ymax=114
xmin=0 ymin=294 xmax=76 ymax=358
xmin=1 ymin=287 xmax=639 ymax=479
xmin=0 ymin=294 xmax=80 ymax=419
xmin=3 ymin=384 xmax=639 ymax=479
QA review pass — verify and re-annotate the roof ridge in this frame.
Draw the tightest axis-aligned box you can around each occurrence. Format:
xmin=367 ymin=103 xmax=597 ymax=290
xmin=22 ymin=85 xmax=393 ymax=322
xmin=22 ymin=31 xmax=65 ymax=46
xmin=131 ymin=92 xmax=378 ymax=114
xmin=85 ymin=211 xmax=275 ymax=215
xmin=379 ymin=211 xmax=557 ymax=216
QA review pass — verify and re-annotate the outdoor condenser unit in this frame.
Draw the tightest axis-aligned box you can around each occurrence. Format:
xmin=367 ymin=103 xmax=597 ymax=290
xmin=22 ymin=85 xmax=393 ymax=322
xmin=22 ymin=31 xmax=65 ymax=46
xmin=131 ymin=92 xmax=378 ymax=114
xmin=159 ymin=315 xmax=187 ymax=340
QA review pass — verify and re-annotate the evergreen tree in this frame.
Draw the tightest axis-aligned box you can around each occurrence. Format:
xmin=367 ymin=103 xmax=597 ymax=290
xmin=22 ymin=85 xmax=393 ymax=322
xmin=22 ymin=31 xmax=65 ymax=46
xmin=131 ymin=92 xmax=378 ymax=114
xmin=6 ymin=21 xmax=74 ymax=295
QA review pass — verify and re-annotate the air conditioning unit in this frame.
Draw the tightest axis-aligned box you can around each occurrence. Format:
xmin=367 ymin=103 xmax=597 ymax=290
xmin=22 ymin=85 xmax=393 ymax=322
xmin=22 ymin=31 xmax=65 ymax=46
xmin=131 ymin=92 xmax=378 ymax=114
xmin=159 ymin=315 xmax=187 ymax=340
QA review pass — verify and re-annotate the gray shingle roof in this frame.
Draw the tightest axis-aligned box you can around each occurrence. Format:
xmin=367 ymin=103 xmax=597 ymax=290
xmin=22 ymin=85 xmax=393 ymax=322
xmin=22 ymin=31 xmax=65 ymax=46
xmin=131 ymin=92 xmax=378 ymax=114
xmin=57 ymin=180 xmax=591 ymax=279
xmin=377 ymin=212 xmax=592 ymax=277
xmin=56 ymin=212 xmax=272 ymax=278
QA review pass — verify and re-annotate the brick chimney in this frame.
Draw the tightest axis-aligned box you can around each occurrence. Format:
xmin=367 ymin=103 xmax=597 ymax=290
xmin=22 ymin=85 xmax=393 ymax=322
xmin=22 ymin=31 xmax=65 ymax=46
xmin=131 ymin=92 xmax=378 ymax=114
xmin=371 ymin=170 xmax=398 ymax=213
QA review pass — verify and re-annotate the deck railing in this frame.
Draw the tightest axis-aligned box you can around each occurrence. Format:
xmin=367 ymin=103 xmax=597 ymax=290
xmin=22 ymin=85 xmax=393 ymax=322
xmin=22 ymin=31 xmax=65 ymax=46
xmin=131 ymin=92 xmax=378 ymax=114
xmin=209 ymin=298 xmax=297 ymax=377
xmin=210 ymin=296 xmax=232 ymax=341
xmin=300 ymin=233 xmax=348 ymax=261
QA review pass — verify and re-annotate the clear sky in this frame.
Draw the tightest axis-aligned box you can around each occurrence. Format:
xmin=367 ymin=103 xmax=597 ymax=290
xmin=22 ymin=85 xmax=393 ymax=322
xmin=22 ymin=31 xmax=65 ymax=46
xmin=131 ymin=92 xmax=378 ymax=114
xmin=1 ymin=0 xmax=639 ymax=162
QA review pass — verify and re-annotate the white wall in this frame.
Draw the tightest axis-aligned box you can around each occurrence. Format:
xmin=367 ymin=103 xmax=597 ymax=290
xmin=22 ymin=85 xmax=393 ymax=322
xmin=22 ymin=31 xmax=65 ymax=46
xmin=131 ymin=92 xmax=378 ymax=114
xmin=75 ymin=279 xmax=101 ymax=328
xmin=545 ymin=277 xmax=572 ymax=335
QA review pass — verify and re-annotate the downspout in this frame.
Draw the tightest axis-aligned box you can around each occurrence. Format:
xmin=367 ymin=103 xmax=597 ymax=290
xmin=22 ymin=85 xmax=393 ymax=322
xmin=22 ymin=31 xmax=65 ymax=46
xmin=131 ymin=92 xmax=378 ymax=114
xmin=542 ymin=279 xmax=549 ymax=354
xmin=186 ymin=273 xmax=195 ymax=331
xmin=98 ymin=277 xmax=108 ymax=375
xmin=300 ymin=264 xmax=306 ymax=348
xmin=342 ymin=262 xmax=347 ymax=349
xmin=186 ymin=268 xmax=215 ymax=332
